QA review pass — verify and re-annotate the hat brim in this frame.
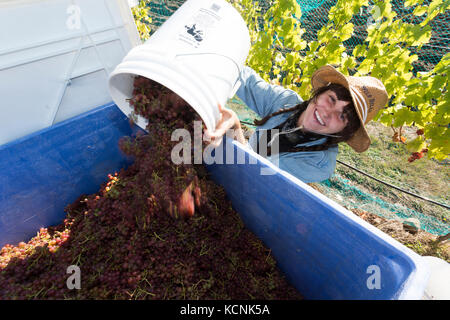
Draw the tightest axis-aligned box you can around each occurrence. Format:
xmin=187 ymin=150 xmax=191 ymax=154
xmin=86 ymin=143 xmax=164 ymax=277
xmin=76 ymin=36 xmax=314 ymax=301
xmin=311 ymin=65 xmax=371 ymax=153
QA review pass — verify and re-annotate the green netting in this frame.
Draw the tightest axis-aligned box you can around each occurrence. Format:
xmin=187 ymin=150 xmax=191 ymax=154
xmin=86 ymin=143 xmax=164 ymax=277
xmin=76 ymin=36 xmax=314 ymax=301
xmin=320 ymin=175 xmax=450 ymax=236
xmin=253 ymin=0 xmax=449 ymax=72
xmin=138 ymin=0 xmax=449 ymax=236
xmin=144 ymin=0 xmax=448 ymax=71
xmin=298 ymin=0 xmax=449 ymax=72
xmin=296 ymin=0 xmax=327 ymax=13
xmin=145 ymin=0 xmax=186 ymax=29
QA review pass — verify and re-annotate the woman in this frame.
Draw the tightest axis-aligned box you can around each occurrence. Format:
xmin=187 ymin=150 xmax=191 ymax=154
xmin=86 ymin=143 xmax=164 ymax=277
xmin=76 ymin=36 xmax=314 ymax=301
xmin=205 ymin=65 xmax=388 ymax=183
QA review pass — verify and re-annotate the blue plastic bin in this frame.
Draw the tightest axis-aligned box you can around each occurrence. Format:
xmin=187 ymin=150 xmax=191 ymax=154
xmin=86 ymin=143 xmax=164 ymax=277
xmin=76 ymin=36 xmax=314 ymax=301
xmin=0 ymin=103 xmax=429 ymax=299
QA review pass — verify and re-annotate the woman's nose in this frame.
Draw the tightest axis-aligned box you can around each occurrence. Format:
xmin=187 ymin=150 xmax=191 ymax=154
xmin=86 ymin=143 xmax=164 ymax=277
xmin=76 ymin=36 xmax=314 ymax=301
xmin=322 ymin=103 xmax=333 ymax=119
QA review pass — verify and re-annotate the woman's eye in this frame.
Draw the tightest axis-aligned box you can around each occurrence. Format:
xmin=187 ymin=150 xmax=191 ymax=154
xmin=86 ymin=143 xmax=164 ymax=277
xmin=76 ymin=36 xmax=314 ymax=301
xmin=330 ymin=96 xmax=336 ymax=105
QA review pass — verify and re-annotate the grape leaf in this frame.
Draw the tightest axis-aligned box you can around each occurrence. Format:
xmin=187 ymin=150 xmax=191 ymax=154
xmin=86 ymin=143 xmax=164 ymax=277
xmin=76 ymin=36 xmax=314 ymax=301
xmin=413 ymin=6 xmax=427 ymax=16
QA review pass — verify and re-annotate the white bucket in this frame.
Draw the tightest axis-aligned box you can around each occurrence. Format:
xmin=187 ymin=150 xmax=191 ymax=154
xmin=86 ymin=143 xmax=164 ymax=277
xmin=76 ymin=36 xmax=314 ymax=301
xmin=108 ymin=0 xmax=250 ymax=132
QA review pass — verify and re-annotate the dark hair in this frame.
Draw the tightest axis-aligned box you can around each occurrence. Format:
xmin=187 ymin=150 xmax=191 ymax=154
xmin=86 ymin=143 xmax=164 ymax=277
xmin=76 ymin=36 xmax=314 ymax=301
xmin=254 ymin=83 xmax=361 ymax=153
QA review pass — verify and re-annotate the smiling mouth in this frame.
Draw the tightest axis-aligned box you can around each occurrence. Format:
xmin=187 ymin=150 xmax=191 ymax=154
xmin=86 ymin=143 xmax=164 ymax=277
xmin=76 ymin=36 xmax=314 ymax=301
xmin=314 ymin=110 xmax=325 ymax=126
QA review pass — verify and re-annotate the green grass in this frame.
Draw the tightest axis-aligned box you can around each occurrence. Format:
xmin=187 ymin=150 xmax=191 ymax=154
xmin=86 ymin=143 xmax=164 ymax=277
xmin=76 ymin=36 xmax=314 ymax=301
xmin=335 ymin=121 xmax=449 ymax=223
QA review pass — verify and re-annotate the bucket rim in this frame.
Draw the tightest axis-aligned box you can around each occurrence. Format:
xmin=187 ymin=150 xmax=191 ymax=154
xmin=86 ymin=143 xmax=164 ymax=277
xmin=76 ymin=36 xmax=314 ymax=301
xmin=108 ymin=53 xmax=221 ymax=133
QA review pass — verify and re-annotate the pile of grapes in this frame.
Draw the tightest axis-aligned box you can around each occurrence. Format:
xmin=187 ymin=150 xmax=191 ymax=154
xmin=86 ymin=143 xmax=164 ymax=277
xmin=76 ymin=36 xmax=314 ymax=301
xmin=0 ymin=76 xmax=303 ymax=300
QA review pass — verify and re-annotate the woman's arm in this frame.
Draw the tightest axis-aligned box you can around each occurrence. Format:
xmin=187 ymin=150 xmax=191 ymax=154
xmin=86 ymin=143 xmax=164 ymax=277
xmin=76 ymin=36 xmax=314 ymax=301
xmin=204 ymin=67 xmax=302 ymax=148
xmin=236 ymin=66 xmax=302 ymax=118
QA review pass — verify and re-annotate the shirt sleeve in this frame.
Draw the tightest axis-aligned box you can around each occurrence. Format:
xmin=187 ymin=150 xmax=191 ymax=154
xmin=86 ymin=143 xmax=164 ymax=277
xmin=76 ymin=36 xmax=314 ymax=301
xmin=236 ymin=66 xmax=302 ymax=118
xmin=271 ymin=147 xmax=338 ymax=183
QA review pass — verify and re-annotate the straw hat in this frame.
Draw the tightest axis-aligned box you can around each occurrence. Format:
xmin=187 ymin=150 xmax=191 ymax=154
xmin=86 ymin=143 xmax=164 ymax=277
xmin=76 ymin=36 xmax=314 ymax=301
xmin=311 ymin=65 xmax=388 ymax=153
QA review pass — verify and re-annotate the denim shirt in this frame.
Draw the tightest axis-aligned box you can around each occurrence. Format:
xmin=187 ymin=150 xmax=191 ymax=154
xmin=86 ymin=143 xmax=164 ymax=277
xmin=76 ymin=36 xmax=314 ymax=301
xmin=235 ymin=66 xmax=338 ymax=183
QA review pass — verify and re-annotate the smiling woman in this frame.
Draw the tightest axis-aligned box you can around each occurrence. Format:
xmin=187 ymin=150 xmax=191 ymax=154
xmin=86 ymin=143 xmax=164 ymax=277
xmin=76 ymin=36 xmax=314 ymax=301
xmin=205 ymin=65 xmax=388 ymax=183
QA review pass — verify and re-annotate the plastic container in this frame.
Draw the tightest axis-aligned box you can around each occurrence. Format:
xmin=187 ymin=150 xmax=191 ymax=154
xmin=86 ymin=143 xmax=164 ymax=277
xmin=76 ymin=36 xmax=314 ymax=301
xmin=108 ymin=0 xmax=250 ymax=132
xmin=0 ymin=0 xmax=433 ymax=300
xmin=204 ymin=138 xmax=431 ymax=299
xmin=0 ymin=106 xmax=431 ymax=299
xmin=0 ymin=103 xmax=141 ymax=247
xmin=0 ymin=0 xmax=140 ymax=146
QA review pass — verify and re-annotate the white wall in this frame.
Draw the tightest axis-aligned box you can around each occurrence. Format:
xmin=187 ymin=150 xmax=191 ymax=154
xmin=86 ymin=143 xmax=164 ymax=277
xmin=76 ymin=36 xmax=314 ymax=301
xmin=0 ymin=0 xmax=141 ymax=145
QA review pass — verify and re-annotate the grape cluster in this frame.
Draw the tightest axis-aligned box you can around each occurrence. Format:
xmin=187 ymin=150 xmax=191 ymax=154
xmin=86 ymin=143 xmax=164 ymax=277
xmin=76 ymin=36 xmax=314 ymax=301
xmin=408 ymin=148 xmax=428 ymax=163
xmin=0 ymin=76 xmax=303 ymax=300
xmin=407 ymin=129 xmax=427 ymax=162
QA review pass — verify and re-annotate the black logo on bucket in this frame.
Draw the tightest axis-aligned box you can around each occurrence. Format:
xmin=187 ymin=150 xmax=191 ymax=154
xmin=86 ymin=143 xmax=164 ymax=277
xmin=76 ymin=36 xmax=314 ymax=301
xmin=185 ymin=24 xmax=203 ymax=42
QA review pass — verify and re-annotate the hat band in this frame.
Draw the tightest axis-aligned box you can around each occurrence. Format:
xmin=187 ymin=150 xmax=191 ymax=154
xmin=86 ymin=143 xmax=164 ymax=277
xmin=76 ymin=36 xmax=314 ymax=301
xmin=350 ymin=87 xmax=368 ymax=123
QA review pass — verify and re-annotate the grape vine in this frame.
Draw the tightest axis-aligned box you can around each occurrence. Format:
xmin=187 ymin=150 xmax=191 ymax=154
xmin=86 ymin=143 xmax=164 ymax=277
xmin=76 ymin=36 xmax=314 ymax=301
xmin=131 ymin=1 xmax=152 ymax=41
xmin=230 ymin=0 xmax=449 ymax=161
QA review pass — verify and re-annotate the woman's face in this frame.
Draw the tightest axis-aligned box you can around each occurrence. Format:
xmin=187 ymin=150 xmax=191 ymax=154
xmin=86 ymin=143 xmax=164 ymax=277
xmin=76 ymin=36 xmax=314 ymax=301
xmin=297 ymin=90 xmax=351 ymax=135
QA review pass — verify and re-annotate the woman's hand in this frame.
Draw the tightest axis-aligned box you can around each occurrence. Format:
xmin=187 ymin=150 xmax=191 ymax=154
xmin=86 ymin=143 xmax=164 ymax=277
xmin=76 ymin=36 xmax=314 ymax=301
xmin=204 ymin=104 xmax=242 ymax=148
